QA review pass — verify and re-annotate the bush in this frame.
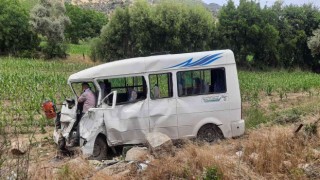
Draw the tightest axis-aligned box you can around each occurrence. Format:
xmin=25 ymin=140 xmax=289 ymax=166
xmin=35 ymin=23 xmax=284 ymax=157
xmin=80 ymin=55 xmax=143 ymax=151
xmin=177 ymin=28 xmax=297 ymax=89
xmin=0 ymin=0 xmax=39 ymax=56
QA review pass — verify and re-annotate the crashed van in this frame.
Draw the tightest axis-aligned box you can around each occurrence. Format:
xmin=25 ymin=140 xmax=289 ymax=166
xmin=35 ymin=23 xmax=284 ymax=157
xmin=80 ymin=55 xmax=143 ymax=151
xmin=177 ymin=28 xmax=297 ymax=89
xmin=52 ymin=49 xmax=245 ymax=160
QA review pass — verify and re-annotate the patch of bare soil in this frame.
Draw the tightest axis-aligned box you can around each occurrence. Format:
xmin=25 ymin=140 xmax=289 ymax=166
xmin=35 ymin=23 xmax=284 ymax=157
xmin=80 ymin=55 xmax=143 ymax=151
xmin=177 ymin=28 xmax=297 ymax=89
xmin=2 ymin=99 xmax=11 ymax=107
xmin=64 ymin=54 xmax=100 ymax=65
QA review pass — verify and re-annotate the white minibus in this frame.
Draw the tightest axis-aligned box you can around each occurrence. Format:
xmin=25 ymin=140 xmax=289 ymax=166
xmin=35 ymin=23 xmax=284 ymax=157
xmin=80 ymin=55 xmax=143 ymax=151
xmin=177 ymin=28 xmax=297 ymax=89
xmin=52 ymin=49 xmax=245 ymax=160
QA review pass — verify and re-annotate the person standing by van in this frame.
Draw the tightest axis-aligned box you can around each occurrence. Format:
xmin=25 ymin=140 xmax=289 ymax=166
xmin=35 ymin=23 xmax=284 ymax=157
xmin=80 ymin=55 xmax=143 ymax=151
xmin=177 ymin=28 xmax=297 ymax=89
xmin=78 ymin=82 xmax=96 ymax=113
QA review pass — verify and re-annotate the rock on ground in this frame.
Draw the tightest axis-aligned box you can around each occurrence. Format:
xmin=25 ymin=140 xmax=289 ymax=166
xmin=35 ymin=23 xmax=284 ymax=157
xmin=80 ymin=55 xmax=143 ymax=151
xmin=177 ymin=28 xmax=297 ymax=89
xmin=125 ymin=147 xmax=148 ymax=162
xmin=10 ymin=139 xmax=30 ymax=155
xmin=146 ymin=132 xmax=174 ymax=158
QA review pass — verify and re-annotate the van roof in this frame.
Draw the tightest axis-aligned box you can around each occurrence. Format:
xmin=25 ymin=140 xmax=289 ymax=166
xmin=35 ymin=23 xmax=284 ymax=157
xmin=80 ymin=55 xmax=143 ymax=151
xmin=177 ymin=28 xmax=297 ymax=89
xmin=68 ymin=49 xmax=235 ymax=82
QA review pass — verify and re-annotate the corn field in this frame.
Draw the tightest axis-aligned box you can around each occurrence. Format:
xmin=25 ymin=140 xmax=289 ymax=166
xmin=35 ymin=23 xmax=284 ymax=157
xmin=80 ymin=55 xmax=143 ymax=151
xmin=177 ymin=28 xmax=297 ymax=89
xmin=239 ymin=71 xmax=320 ymax=101
xmin=0 ymin=57 xmax=91 ymax=134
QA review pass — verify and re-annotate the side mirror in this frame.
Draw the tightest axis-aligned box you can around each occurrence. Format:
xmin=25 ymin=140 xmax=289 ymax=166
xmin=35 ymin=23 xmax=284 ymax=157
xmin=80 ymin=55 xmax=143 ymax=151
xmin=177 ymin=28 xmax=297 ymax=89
xmin=99 ymin=91 xmax=117 ymax=108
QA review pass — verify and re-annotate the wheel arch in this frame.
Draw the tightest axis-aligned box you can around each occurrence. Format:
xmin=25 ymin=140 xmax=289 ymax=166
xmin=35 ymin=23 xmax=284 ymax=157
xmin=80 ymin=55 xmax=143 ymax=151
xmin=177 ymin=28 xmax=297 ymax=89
xmin=81 ymin=130 xmax=107 ymax=156
xmin=192 ymin=118 xmax=224 ymax=137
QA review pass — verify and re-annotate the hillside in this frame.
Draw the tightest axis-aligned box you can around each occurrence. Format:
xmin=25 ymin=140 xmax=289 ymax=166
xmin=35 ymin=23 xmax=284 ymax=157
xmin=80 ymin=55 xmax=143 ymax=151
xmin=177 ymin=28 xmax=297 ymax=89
xmin=65 ymin=0 xmax=221 ymax=15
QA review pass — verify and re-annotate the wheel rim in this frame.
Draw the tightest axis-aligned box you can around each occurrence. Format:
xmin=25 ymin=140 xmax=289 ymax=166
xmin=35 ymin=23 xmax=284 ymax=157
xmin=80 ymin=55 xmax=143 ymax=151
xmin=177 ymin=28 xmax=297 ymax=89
xmin=198 ymin=125 xmax=222 ymax=143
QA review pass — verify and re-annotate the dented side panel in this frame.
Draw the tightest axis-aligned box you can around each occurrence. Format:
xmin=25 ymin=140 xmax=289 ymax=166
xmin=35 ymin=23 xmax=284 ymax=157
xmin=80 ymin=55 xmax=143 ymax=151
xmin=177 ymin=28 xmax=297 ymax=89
xmin=104 ymin=100 xmax=149 ymax=146
xmin=148 ymin=98 xmax=178 ymax=139
xmin=80 ymin=109 xmax=105 ymax=142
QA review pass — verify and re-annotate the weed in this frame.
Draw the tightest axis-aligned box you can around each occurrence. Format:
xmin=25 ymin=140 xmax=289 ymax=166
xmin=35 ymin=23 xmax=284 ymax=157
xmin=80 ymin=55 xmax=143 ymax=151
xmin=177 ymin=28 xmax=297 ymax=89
xmin=304 ymin=123 xmax=318 ymax=136
xmin=245 ymin=108 xmax=269 ymax=129
xmin=268 ymin=103 xmax=278 ymax=111
xmin=266 ymin=85 xmax=273 ymax=96
xmin=203 ymin=166 xmax=222 ymax=180
xmin=273 ymin=108 xmax=302 ymax=125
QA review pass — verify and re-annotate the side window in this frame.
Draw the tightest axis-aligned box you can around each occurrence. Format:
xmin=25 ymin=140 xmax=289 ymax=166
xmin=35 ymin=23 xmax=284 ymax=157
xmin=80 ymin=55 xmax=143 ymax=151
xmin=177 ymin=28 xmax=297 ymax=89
xmin=104 ymin=76 xmax=147 ymax=105
xmin=149 ymin=73 xmax=173 ymax=99
xmin=98 ymin=79 xmax=112 ymax=99
xmin=177 ymin=68 xmax=226 ymax=97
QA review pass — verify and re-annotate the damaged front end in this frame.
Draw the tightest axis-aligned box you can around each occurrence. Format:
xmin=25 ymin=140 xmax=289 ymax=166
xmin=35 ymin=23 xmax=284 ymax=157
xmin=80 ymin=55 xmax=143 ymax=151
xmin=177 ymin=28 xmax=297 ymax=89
xmin=42 ymin=97 xmax=80 ymax=151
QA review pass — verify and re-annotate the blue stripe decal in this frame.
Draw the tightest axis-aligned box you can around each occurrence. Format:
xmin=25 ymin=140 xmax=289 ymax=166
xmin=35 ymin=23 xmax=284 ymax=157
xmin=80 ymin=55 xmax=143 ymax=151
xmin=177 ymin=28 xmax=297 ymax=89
xmin=166 ymin=58 xmax=193 ymax=69
xmin=165 ymin=53 xmax=223 ymax=69
xmin=201 ymin=56 xmax=222 ymax=66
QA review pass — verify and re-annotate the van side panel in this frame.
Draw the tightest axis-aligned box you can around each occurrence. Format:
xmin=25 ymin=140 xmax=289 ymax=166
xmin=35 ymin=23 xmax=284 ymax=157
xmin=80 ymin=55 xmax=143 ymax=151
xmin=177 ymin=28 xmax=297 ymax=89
xmin=177 ymin=63 xmax=243 ymax=139
xmin=104 ymin=100 xmax=149 ymax=146
xmin=176 ymin=65 xmax=233 ymax=138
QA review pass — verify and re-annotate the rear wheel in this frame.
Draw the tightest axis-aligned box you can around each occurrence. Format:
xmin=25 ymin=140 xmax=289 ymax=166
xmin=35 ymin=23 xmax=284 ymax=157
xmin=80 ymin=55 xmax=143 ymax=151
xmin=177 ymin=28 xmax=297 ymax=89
xmin=92 ymin=135 xmax=108 ymax=160
xmin=197 ymin=124 xmax=224 ymax=143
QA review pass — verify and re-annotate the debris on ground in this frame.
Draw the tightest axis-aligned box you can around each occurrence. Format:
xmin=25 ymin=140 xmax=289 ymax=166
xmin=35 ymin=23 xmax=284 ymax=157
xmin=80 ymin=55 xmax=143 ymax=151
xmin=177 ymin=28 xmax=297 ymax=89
xmin=236 ymin=151 xmax=243 ymax=158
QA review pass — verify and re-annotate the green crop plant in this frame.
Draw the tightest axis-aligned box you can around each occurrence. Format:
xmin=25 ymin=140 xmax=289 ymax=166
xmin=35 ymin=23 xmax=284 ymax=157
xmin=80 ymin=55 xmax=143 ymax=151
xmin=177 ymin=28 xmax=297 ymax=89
xmin=0 ymin=57 xmax=91 ymax=132
xmin=238 ymin=70 xmax=320 ymax=102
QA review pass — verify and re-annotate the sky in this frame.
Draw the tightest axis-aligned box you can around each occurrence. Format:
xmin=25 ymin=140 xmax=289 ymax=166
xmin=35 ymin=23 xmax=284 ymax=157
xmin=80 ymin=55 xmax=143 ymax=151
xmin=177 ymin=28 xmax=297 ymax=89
xmin=203 ymin=0 xmax=320 ymax=7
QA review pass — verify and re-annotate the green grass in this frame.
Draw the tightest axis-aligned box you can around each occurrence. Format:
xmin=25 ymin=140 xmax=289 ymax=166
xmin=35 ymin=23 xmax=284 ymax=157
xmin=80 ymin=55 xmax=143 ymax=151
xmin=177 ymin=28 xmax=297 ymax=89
xmin=67 ymin=43 xmax=91 ymax=56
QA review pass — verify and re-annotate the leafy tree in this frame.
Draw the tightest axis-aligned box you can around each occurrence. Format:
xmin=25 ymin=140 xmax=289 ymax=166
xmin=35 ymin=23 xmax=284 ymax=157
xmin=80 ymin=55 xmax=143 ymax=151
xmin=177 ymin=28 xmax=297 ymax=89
xmin=216 ymin=0 xmax=320 ymax=69
xmin=65 ymin=4 xmax=108 ymax=44
xmin=92 ymin=0 xmax=214 ymax=62
xmin=0 ymin=0 xmax=39 ymax=56
xmin=30 ymin=0 xmax=70 ymax=59
xmin=95 ymin=6 xmax=131 ymax=61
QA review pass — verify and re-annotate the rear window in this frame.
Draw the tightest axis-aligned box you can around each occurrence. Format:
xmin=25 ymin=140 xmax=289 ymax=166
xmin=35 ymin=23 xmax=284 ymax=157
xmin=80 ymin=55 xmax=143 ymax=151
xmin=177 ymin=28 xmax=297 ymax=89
xmin=177 ymin=68 xmax=226 ymax=97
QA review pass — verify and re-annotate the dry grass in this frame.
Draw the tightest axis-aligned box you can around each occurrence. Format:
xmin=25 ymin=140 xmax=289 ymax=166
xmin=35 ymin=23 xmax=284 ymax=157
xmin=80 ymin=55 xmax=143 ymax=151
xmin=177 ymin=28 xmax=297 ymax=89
xmin=139 ymin=126 xmax=320 ymax=180
xmin=241 ymin=126 xmax=318 ymax=179
xmin=30 ymin=156 xmax=94 ymax=180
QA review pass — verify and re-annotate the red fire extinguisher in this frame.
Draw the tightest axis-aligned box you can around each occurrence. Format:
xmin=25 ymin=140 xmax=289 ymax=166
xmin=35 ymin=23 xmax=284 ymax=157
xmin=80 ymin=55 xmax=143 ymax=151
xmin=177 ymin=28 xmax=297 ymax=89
xmin=42 ymin=101 xmax=57 ymax=119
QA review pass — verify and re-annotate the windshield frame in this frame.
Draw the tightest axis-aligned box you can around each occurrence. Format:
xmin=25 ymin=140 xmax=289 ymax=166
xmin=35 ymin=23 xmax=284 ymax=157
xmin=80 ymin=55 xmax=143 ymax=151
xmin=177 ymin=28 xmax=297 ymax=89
xmin=69 ymin=80 xmax=100 ymax=99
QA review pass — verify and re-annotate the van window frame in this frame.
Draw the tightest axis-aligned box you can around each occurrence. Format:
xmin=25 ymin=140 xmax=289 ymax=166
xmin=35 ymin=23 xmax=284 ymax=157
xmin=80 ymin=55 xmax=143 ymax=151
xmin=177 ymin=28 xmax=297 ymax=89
xmin=148 ymin=72 xmax=173 ymax=100
xmin=97 ymin=75 xmax=148 ymax=106
xmin=176 ymin=67 xmax=227 ymax=97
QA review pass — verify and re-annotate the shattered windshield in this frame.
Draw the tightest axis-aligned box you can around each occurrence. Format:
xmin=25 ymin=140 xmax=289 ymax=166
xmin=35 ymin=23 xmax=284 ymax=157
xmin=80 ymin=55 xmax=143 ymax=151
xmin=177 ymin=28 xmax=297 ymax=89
xmin=71 ymin=82 xmax=97 ymax=97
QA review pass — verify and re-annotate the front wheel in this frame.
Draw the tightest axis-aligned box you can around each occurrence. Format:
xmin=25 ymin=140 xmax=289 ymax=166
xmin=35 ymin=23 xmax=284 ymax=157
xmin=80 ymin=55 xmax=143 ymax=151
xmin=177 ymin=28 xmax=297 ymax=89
xmin=92 ymin=135 xmax=108 ymax=160
xmin=197 ymin=124 xmax=224 ymax=143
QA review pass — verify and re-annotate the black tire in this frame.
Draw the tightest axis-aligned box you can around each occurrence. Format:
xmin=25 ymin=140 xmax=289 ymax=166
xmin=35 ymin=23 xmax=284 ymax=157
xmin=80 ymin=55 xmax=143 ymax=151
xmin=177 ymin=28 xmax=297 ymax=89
xmin=197 ymin=124 xmax=224 ymax=143
xmin=92 ymin=135 xmax=108 ymax=160
xmin=58 ymin=136 xmax=66 ymax=150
